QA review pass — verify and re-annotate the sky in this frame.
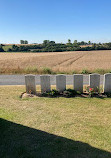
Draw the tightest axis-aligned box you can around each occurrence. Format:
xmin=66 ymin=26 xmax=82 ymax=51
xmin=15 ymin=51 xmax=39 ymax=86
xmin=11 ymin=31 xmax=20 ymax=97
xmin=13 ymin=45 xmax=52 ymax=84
xmin=1 ymin=0 xmax=111 ymax=44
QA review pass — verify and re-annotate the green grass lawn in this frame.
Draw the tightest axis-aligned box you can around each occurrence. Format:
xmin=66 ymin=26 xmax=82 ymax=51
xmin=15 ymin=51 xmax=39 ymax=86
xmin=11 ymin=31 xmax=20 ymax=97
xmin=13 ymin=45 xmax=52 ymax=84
xmin=0 ymin=86 xmax=111 ymax=158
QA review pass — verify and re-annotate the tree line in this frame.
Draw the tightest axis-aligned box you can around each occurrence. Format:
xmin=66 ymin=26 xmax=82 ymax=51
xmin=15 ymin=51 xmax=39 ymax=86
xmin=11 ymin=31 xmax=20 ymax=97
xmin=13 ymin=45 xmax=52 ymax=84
xmin=1 ymin=40 xmax=111 ymax=52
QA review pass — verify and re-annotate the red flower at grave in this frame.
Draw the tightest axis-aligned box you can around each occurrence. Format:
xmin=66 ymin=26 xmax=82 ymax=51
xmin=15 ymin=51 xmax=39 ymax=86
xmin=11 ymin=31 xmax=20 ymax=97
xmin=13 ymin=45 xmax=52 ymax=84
xmin=89 ymin=88 xmax=93 ymax=91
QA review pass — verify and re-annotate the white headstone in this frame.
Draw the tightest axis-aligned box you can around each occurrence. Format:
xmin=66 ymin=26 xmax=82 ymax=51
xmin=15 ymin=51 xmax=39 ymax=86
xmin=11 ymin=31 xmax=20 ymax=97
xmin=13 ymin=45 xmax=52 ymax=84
xmin=104 ymin=73 xmax=111 ymax=93
xmin=40 ymin=75 xmax=51 ymax=93
xmin=25 ymin=74 xmax=36 ymax=94
xmin=73 ymin=74 xmax=83 ymax=92
xmin=56 ymin=75 xmax=66 ymax=92
xmin=89 ymin=74 xmax=100 ymax=92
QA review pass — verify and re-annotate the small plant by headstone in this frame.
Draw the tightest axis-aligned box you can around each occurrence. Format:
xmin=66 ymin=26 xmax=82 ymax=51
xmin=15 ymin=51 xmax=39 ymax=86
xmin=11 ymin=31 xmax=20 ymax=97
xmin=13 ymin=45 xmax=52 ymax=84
xmin=63 ymin=89 xmax=78 ymax=98
xmin=85 ymin=86 xmax=94 ymax=97
xmin=41 ymin=89 xmax=80 ymax=98
xmin=104 ymin=92 xmax=111 ymax=97
xmin=89 ymin=88 xmax=94 ymax=97
xmin=63 ymin=90 xmax=72 ymax=98
xmin=47 ymin=89 xmax=60 ymax=97
xmin=97 ymin=86 xmax=103 ymax=95
xmin=41 ymin=91 xmax=49 ymax=97
xmin=41 ymin=89 xmax=60 ymax=97
xmin=85 ymin=86 xmax=103 ymax=97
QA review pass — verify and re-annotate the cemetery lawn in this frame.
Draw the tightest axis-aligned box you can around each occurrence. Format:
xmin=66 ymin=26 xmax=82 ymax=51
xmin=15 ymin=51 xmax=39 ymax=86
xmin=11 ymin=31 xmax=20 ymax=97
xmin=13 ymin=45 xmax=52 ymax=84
xmin=0 ymin=86 xmax=111 ymax=158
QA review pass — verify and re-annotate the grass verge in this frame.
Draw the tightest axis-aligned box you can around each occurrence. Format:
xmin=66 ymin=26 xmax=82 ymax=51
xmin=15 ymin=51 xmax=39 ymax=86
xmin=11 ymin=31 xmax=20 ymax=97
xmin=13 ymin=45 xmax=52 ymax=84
xmin=1 ymin=67 xmax=111 ymax=74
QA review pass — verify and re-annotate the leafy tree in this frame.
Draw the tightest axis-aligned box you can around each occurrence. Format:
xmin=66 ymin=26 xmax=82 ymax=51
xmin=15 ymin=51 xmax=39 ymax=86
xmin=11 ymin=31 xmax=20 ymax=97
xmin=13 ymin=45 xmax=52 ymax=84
xmin=20 ymin=40 xmax=24 ymax=44
xmin=0 ymin=45 xmax=4 ymax=52
xmin=24 ymin=40 xmax=28 ymax=44
xmin=49 ymin=41 xmax=55 ymax=45
xmin=43 ymin=40 xmax=50 ymax=45
xmin=7 ymin=48 xmax=12 ymax=52
xmin=73 ymin=40 xmax=79 ymax=47
xmin=20 ymin=40 xmax=28 ymax=44
xmin=88 ymin=41 xmax=91 ymax=45
xmin=74 ymin=40 xmax=77 ymax=44
xmin=92 ymin=43 xmax=96 ymax=49
xmin=80 ymin=41 xmax=85 ymax=45
xmin=68 ymin=39 xmax=71 ymax=44
xmin=12 ymin=45 xmax=19 ymax=51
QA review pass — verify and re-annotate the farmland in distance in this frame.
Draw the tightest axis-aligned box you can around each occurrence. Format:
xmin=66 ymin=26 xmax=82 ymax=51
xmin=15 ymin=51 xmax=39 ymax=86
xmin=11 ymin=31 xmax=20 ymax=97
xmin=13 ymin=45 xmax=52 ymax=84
xmin=1 ymin=50 xmax=111 ymax=74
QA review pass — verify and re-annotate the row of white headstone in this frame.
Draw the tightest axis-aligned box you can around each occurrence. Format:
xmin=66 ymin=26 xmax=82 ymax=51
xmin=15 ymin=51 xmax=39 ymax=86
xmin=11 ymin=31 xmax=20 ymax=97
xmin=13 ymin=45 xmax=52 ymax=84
xmin=25 ymin=74 xmax=111 ymax=94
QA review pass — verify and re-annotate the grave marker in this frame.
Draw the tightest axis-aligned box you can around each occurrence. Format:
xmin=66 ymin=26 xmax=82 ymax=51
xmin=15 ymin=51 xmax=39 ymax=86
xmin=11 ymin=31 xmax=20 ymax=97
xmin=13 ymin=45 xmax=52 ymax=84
xmin=73 ymin=74 xmax=83 ymax=92
xmin=89 ymin=74 xmax=100 ymax=92
xmin=56 ymin=75 xmax=66 ymax=92
xmin=104 ymin=73 xmax=111 ymax=93
xmin=40 ymin=75 xmax=51 ymax=93
xmin=25 ymin=75 xmax=36 ymax=94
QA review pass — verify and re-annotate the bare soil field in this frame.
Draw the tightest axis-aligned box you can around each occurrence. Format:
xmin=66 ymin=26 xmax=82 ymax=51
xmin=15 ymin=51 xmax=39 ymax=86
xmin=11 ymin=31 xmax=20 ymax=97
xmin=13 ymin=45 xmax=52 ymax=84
xmin=1 ymin=50 xmax=111 ymax=74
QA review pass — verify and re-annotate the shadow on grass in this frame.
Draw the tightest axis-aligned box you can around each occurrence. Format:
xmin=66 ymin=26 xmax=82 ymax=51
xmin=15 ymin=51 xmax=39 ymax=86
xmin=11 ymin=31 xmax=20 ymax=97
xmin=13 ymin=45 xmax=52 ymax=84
xmin=0 ymin=118 xmax=111 ymax=158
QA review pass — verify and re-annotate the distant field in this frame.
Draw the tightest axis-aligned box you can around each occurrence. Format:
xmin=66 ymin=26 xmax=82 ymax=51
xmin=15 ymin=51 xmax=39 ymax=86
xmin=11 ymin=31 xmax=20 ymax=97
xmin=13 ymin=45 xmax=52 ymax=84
xmin=2 ymin=45 xmax=13 ymax=51
xmin=1 ymin=50 xmax=111 ymax=74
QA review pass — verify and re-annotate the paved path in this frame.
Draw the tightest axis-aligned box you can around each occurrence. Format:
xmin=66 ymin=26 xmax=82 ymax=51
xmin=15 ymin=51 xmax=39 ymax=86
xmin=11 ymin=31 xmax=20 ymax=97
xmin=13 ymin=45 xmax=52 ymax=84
xmin=0 ymin=75 xmax=104 ymax=85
